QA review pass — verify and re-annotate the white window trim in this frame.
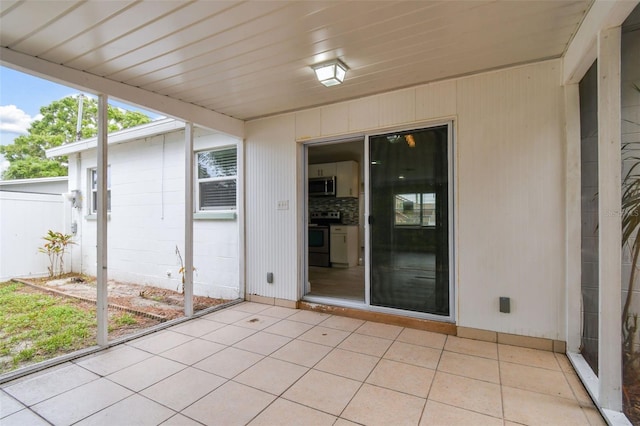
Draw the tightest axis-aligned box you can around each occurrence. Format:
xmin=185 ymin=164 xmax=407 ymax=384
xmin=88 ymin=166 xmax=111 ymax=214
xmin=195 ymin=146 xmax=238 ymax=216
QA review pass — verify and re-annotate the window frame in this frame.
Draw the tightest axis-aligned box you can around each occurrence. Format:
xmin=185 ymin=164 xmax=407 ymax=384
xmin=89 ymin=166 xmax=111 ymax=214
xmin=393 ymin=192 xmax=437 ymax=228
xmin=195 ymin=146 xmax=238 ymax=213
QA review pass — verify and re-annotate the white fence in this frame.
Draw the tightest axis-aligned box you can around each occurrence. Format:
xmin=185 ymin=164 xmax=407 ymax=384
xmin=0 ymin=191 xmax=67 ymax=281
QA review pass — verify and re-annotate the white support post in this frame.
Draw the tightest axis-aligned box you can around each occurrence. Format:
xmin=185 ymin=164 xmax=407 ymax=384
xmin=96 ymin=94 xmax=109 ymax=346
xmin=184 ymin=123 xmax=194 ymax=317
xmin=597 ymin=26 xmax=622 ymax=412
xmin=565 ymin=83 xmax=582 ymax=352
xmin=237 ymin=138 xmax=245 ymax=301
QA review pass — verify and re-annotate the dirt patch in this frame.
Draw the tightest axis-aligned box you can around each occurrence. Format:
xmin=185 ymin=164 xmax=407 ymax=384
xmin=624 ymin=363 xmax=640 ymax=425
xmin=18 ymin=274 xmax=230 ymax=321
xmin=0 ymin=282 xmax=161 ymax=373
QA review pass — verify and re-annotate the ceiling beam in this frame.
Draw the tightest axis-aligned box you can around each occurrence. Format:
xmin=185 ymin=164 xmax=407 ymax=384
xmin=562 ymin=0 xmax=638 ymax=84
xmin=0 ymin=47 xmax=245 ymax=139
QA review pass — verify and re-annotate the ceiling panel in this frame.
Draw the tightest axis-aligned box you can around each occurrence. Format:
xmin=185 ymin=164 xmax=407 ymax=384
xmin=41 ymin=1 xmax=191 ymax=65
xmin=12 ymin=1 xmax=135 ymax=55
xmin=0 ymin=0 xmax=592 ymax=121
xmin=0 ymin=1 xmax=81 ymax=46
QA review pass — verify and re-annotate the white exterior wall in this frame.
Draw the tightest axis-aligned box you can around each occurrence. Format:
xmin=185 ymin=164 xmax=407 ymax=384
xmin=245 ymin=59 xmax=566 ymax=339
xmin=245 ymin=114 xmax=299 ymax=301
xmin=66 ymin=128 xmax=241 ymax=299
xmin=0 ymin=192 xmax=66 ymax=280
xmin=456 ymin=61 xmax=564 ymax=339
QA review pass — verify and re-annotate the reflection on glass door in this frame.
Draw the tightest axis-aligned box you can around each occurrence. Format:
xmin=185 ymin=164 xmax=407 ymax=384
xmin=369 ymin=125 xmax=450 ymax=315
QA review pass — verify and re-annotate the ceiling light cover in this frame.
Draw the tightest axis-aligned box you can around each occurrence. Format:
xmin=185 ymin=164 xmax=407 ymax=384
xmin=313 ymin=59 xmax=348 ymax=87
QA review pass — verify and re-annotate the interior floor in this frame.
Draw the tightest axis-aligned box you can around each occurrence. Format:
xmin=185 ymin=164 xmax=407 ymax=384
xmin=308 ymin=252 xmax=448 ymax=316
xmin=370 ymin=252 xmax=447 ymax=315
xmin=308 ymin=265 xmax=365 ymax=301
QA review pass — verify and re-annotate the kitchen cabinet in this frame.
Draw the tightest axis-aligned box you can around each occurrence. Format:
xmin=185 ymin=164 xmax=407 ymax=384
xmin=330 ymin=225 xmax=358 ymax=267
xmin=308 ymin=162 xmax=337 ymax=178
xmin=309 ymin=160 xmax=359 ymax=198
xmin=336 ymin=161 xmax=358 ymax=198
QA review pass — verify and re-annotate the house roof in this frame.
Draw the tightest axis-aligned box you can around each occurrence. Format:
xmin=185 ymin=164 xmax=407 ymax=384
xmin=45 ymin=118 xmax=185 ymax=157
xmin=1 ymin=0 xmax=595 ymax=130
xmin=0 ymin=176 xmax=68 ymax=186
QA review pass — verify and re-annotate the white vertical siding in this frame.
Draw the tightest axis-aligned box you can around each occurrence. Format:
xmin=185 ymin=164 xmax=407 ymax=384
xmin=349 ymin=97 xmax=380 ymax=131
xmin=295 ymin=109 xmax=321 ymax=141
xmin=321 ymin=104 xmax=350 ymax=136
xmin=378 ymin=88 xmax=416 ymax=127
xmin=245 ymin=114 xmax=298 ymax=300
xmin=415 ymin=81 xmax=457 ymax=120
xmin=456 ymin=60 xmax=565 ymax=339
xmin=246 ymin=59 xmax=567 ymax=339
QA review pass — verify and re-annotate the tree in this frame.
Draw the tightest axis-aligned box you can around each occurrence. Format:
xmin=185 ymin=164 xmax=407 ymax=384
xmin=0 ymin=95 xmax=151 ymax=179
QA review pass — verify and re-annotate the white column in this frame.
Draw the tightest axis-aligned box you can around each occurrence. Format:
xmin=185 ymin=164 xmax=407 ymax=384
xmin=597 ymin=26 xmax=622 ymax=412
xmin=96 ymin=94 xmax=108 ymax=346
xmin=237 ymin=138 xmax=246 ymax=300
xmin=184 ymin=123 xmax=194 ymax=317
xmin=565 ymin=83 xmax=582 ymax=352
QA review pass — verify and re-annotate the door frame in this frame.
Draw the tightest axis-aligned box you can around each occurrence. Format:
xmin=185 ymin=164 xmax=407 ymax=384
xmin=300 ymin=119 xmax=456 ymax=323
xmin=364 ymin=121 xmax=455 ymax=322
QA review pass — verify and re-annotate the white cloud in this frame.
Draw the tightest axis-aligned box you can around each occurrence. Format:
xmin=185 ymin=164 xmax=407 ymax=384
xmin=0 ymin=105 xmax=34 ymax=134
xmin=0 ymin=159 xmax=8 ymax=176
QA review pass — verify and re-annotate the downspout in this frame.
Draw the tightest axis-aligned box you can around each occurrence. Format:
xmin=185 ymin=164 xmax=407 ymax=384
xmin=76 ymin=152 xmax=82 ymax=274
xmin=76 ymin=94 xmax=85 ymax=141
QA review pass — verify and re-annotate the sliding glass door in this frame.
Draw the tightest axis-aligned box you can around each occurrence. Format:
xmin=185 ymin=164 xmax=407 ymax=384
xmin=368 ymin=125 xmax=451 ymax=316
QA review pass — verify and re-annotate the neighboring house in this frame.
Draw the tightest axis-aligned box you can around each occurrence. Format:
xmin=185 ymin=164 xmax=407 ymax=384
xmin=0 ymin=177 xmax=68 ymax=280
xmin=47 ymin=118 xmax=242 ymax=300
xmin=0 ymin=176 xmax=68 ymax=194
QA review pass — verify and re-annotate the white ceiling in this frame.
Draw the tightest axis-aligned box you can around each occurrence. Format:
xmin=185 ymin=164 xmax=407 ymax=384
xmin=1 ymin=0 xmax=592 ymax=122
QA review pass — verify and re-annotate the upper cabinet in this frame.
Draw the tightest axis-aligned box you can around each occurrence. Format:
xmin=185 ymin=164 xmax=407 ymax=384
xmin=308 ymin=162 xmax=337 ymax=178
xmin=309 ymin=160 xmax=359 ymax=198
xmin=336 ymin=161 xmax=359 ymax=198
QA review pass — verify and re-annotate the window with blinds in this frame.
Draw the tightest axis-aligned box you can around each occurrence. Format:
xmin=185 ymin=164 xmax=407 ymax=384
xmin=89 ymin=166 xmax=111 ymax=213
xmin=196 ymin=147 xmax=237 ymax=210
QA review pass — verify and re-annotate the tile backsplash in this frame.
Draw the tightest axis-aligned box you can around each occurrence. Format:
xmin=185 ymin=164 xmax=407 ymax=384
xmin=309 ymin=197 xmax=359 ymax=225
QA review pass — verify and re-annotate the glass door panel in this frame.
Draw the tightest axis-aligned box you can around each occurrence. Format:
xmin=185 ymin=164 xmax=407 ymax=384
xmin=369 ymin=126 xmax=450 ymax=315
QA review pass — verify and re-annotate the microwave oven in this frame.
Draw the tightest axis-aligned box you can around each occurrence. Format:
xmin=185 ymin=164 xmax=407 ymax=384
xmin=309 ymin=176 xmax=336 ymax=197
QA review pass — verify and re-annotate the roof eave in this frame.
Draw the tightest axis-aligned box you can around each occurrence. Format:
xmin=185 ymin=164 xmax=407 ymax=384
xmin=45 ymin=118 xmax=185 ymax=158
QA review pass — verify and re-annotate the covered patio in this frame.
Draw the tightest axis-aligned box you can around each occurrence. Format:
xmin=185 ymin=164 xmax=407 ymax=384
xmin=1 ymin=302 xmax=603 ymax=426
xmin=1 ymin=0 xmax=640 ymax=424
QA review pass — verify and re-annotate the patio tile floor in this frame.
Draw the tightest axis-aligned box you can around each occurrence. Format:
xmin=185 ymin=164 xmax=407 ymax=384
xmin=1 ymin=302 xmax=605 ymax=426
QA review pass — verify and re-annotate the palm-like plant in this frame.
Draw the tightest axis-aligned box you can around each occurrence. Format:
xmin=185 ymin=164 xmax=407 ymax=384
xmin=38 ymin=230 xmax=75 ymax=277
xmin=622 ymin=82 xmax=640 ymax=372
xmin=622 ymin=154 xmax=640 ymax=364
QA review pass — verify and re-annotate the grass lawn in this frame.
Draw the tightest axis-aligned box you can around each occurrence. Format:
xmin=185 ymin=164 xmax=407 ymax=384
xmin=0 ymin=281 xmax=156 ymax=374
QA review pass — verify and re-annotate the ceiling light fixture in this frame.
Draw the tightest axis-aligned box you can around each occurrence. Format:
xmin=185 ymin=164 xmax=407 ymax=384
xmin=405 ymin=134 xmax=416 ymax=148
xmin=312 ymin=59 xmax=348 ymax=87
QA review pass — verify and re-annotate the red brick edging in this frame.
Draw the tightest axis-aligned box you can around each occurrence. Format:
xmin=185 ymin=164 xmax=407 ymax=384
xmin=11 ymin=278 xmax=168 ymax=322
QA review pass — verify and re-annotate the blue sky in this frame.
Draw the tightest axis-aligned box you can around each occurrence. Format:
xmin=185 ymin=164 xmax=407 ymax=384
xmin=0 ymin=66 xmax=161 ymax=147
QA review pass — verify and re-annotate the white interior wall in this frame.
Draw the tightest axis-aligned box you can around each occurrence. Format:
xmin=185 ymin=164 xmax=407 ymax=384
xmin=246 ymin=59 xmax=566 ymax=339
xmin=66 ymin=129 xmax=241 ymax=299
